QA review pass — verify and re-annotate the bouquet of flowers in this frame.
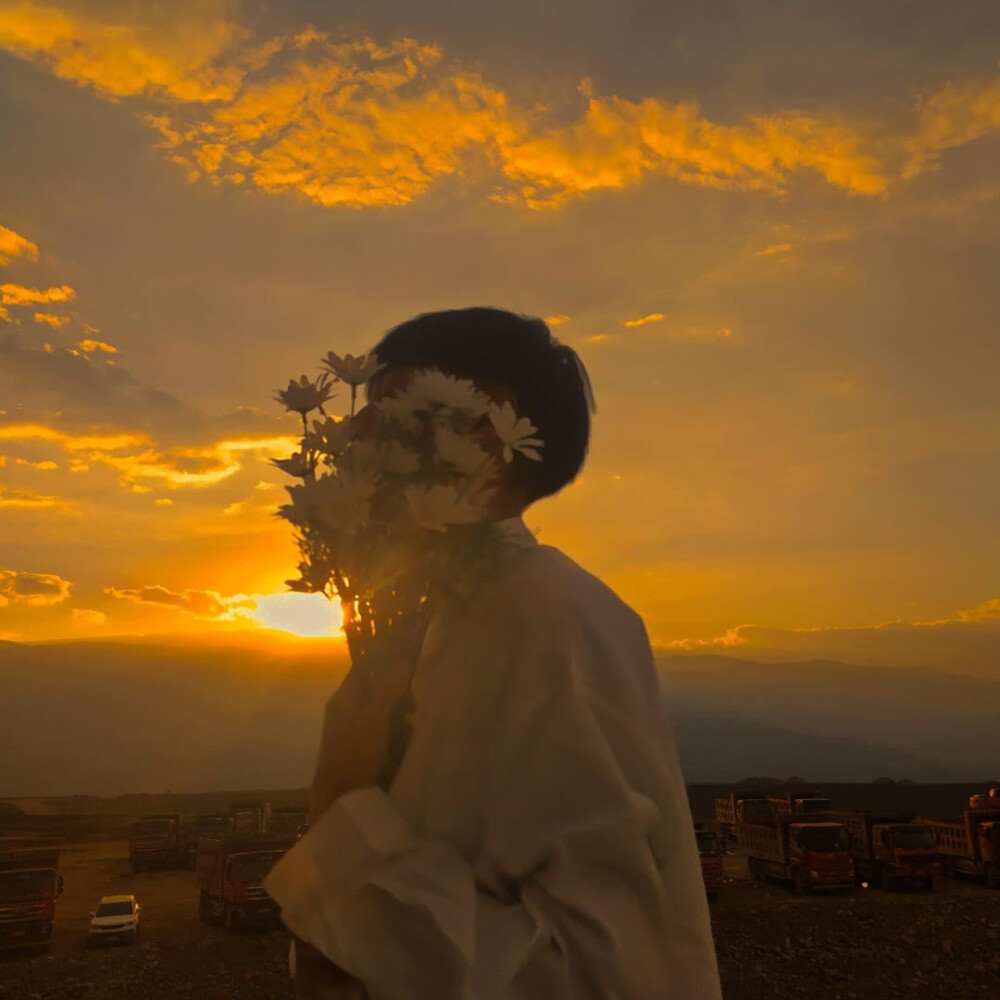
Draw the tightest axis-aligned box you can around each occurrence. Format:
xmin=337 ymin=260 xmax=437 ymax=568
xmin=273 ymin=350 xmax=544 ymax=681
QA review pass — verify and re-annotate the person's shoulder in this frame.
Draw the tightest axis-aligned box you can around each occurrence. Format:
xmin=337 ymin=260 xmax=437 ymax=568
xmin=495 ymin=544 xmax=645 ymax=637
xmin=488 ymin=545 xmax=660 ymax=707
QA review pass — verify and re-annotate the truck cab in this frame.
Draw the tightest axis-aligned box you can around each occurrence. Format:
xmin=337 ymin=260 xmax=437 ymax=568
xmin=129 ymin=813 xmax=182 ymax=872
xmin=0 ymin=849 xmax=63 ymax=951
xmin=185 ymin=815 xmax=236 ymax=869
xmin=787 ymin=822 xmax=853 ymax=892
xmin=771 ymin=791 xmax=832 ymax=816
xmin=872 ymin=823 xmax=937 ymax=890
xmin=197 ymin=834 xmax=295 ymax=930
xmin=979 ymin=821 xmax=999 ymax=887
xmin=230 ymin=801 xmax=272 ymax=836
xmin=694 ymin=824 xmax=723 ymax=899
xmin=266 ymin=808 xmax=308 ymax=837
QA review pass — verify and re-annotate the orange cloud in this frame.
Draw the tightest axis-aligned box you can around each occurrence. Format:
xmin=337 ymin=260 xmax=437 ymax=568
xmin=668 ymin=597 xmax=1000 ymax=657
xmin=623 ymin=312 xmax=665 ymax=328
xmin=0 ymin=2 xmax=246 ymax=102
xmin=15 ymin=458 xmax=58 ymax=470
xmin=544 ymin=314 xmax=572 ymax=326
xmin=754 ymin=243 xmax=793 ymax=257
xmin=33 ymin=311 xmax=70 ymax=328
xmin=94 ymin=435 xmax=297 ymax=488
xmin=0 ymin=422 xmax=296 ymax=488
xmin=957 ymin=597 xmax=1000 ymax=622
xmin=0 ymin=224 xmax=38 ymax=264
xmin=71 ymin=607 xmax=106 ymax=627
xmin=0 ymin=568 xmax=71 ymax=605
xmin=500 ymin=95 xmax=889 ymax=208
xmin=904 ymin=74 xmax=1000 ymax=179
xmin=79 ymin=338 xmax=118 ymax=353
xmin=0 ymin=423 xmax=145 ymax=451
xmin=1 ymin=283 xmax=75 ymax=306
xmin=0 ymin=485 xmax=65 ymax=509
xmin=106 ymin=584 xmax=255 ymax=619
xmin=2 ymin=7 xmax=996 ymax=212
xmin=0 ymin=8 xmax=898 ymax=210
xmin=666 ymin=627 xmax=752 ymax=651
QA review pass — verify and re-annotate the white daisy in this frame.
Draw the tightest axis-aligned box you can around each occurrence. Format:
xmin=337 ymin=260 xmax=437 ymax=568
xmin=406 ymin=370 xmax=490 ymax=417
xmin=274 ymin=375 xmax=333 ymax=416
xmin=320 ymin=350 xmax=381 ymax=387
xmin=487 ymin=401 xmax=545 ymax=463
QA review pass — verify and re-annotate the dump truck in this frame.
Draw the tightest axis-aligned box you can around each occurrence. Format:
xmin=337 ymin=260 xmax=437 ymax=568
xmin=769 ymin=790 xmax=832 ymax=817
xmin=185 ymin=815 xmax=236 ymax=870
xmin=739 ymin=815 xmax=853 ymax=893
xmin=230 ymin=801 xmax=272 ymax=836
xmin=714 ymin=794 xmax=774 ymax=844
xmin=919 ymin=795 xmax=1000 ymax=888
xmin=266 ymin=805 xmax=308 ymax=837
xmin=969 ymin=787 xmax=1000 ymax=811
xmin=129 ymin=813 xmax=186 ymax=872
xmin=830 ymin=811 xmax=937 ymax=890
xmin=0 ymin=847 xmax=64 ymax=950
xmin=196 ymin=833 xmax=295 ymax=930
xmin=694 ymin=823 xmax=723 ymax=900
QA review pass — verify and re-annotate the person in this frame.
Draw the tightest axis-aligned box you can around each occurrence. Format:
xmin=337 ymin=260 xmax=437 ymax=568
xmin=265 ymin=308 xmax=722 ymax=999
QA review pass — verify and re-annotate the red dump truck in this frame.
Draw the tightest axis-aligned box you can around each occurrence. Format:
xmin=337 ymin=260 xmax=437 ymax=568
xmin=715 ymin=794 xmax=774 ymax=844
xmin=230 ymin=801 xmax=272 ymax=836
xmin=769 ymin=790 xmax=832 ymax=817
xmin=185 ymin=815 xmax=236 ymax=870
xmin=0 ymin=847 xmax=64 ymax=950
xmin=129 ymin=813 xmax=186 ymax=872
xmin=694 ymin=823 xmax=723 ymax=899
xmin=830 ymin=812 xmax=937 ymax=890
xmin=266 ymin=805 xmax=309 ymax=837
xmin=919 ymin=789 xmax=1000 ymax=888
xmin=196 ymin=834 xmax=295 ymax=929
xmin=739 ymin=815 xmax=853 ymax=893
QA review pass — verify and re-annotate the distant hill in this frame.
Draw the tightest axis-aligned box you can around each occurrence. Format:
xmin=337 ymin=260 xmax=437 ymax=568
xmin=665 ymin=703 xmax=974 ymax=783
xmin=0 ymin=638 xmax=350 ymax=797
xmin=659 ymin=654 xmax=1000 ymax=771
xmin=0 ymin=638 xmax=991 ymax=796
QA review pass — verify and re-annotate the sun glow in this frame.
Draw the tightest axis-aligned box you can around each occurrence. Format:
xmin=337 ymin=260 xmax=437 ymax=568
xmin=250 ymin=592 xmax=343 ymax=638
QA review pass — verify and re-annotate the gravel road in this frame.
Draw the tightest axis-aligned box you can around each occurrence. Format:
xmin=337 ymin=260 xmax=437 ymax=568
xmin=1 ymin=841 xmax=997 ymax=999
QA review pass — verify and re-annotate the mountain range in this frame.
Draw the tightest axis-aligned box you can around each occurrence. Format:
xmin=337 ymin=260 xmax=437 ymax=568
xmin=0 ymin=637 xmax=995 ymax=797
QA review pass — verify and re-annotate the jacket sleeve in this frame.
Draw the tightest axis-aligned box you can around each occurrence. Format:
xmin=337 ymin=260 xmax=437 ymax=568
xmin=265 ymin=607 xmax=721 ymax=1000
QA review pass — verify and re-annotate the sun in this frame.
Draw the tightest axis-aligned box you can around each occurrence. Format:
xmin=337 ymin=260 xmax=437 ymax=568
xmin=249 ymin=591 xmax=343 ymax=638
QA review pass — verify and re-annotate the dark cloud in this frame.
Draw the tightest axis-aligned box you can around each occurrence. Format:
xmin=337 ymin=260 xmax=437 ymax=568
xmin=0 ymin=568 xmax=72 ymax=605
xmin=106 ymin=584 xmax=255 ymax=619
xmin=0 ymin=332 xmax=191 ymax=431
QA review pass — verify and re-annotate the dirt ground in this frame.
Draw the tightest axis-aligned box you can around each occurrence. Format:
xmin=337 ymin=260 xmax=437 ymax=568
xmin=1 ymin=841 xmax=998 ymax=999
xmin=0 ymin=840 xmax=293 ymax=999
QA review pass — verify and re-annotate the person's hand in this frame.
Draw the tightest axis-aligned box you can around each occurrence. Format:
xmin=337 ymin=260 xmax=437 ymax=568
xmin=310 ymin=654 xmax=413 ymax=819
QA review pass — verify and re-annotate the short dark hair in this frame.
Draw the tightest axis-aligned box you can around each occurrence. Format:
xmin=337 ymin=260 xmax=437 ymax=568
xmin=373 ymin=307 xmax=591 ymax=503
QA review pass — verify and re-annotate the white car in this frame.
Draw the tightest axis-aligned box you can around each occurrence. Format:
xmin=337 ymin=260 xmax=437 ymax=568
xmin=88 ymin=894 xmax=140 ymax=945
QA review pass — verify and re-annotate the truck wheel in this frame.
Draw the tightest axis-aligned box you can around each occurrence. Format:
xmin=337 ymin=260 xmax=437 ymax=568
xmin=986 ymin=864 xmax=999 ymax=889
xmin=793 ymin=869 xmax=807 ymax=894
xmin=922 ymin=875 xmax=933 ymax=892
xmin=879 ymin=865 xmax=894 ymax=891
xmin=222 ymin=901 xmax=236 ymax=932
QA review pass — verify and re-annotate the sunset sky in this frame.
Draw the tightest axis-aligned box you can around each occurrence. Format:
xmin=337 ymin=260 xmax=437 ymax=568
xmin=0 ymin=1 xmax=997 ymax=668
